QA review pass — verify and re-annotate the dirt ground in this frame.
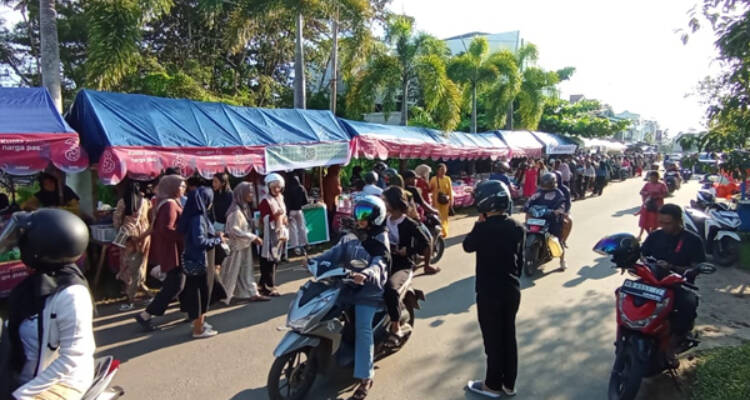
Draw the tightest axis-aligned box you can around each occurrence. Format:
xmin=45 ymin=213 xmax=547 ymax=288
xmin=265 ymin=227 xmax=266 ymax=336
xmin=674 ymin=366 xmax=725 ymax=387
xmin=637 ymin=265 xmax=750 ymax=399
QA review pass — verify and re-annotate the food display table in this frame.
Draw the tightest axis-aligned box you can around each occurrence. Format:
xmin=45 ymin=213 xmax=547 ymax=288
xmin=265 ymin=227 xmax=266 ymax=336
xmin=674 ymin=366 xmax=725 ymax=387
xmin=452 ymin=183 xmax=474 ymax=208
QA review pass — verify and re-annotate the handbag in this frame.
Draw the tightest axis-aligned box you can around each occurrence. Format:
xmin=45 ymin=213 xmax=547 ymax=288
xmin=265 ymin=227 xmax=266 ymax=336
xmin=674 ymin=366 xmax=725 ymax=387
xmin=181 ymin=253 xmax=206 ymax=276
xmin=437 ymin=177 xmax=450 ymax=205
xmin=645 ymin=197 xmax=658 ymax=212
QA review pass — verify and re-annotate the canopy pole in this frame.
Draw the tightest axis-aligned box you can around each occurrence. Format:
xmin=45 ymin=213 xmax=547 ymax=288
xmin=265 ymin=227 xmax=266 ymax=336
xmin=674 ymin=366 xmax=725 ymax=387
xmin=319 ymin=166 xmax=325 ymax=204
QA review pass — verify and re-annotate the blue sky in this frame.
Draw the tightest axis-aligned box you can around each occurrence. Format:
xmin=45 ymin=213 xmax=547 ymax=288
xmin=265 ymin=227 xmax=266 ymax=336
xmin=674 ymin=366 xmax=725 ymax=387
xmin=2 ymin=0 xmax=721 ymax=135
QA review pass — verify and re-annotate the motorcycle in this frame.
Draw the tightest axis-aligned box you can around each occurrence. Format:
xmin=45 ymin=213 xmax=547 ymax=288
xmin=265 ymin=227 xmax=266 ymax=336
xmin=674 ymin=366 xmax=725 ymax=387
xmin=83 ymin=356 xmax=125 ymax=400
xmin=606 ymin=257 xmax=716 ymax=400
xmin=684 ymin=205 xmax=741 ymax=266
xmin=420 ymin=212 xmax=445 ymax=264
xmin=664 ymin=171 xmax=681 ymax=193
xmin=523 ymin=205 xmax=563 ymax=277
xmin=267 ymin=259 xmax=424 ymax=400
xmin=680 ymin=168 xmax=693 ymax=182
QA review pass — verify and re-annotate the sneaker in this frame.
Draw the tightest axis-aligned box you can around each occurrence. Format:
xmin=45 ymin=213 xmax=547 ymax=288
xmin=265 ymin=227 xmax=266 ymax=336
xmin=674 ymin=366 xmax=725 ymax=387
xmin=192 ymin=328 xmax=218 ymax=339
xmin=466 ymin=380 xmax=500 ymax=398
xmin=502 ymin=385 xmax=517 ymax=396
xmin=119 ymin=303 xmax=135 ymax=311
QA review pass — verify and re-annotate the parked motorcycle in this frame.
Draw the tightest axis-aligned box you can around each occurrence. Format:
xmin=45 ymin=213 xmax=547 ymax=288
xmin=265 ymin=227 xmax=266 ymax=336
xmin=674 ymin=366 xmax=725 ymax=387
xmin=601 ymin=256 xmax=716 ymax=400
xmin=684 ymin=205 xmax=741 ymax=266
xmin=523 ymin=205 xmax=563 ymax=277
xmin=267 ymin=258 xmax=424 ymax=400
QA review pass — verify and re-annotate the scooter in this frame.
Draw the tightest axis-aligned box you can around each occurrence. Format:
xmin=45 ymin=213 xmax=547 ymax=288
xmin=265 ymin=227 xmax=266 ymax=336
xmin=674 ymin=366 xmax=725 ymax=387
xmin=523 ymin=205 xmax=563 ymax=277
xmin=267 ymin=259 xmax=424 ymax=400
xmin=684 ymin=205 xmax=741 ymax=266
xmin=664 ymin=171 xmax=681 ymax=193
xmin=83 ymin=356 xmax=125 ymax=400
xmin=603 ymin=257 xmax=716 ymax=400
xmin=420 ymin=213 xmax=445 ymax=264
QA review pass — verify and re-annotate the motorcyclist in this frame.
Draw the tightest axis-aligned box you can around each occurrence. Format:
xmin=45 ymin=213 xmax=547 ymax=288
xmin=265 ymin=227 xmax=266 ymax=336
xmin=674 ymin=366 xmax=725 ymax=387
xmin=525 ymin=173 xmax=568 ymax=270
xmin=402 ymin=170 xmax=438 ymax=217
xmin=308 ymin=195 xmax=389 ymax=400
xmin=361 ymin=172 xmax=383 ymax=197
xmin=373 ymin=162 xmax=388 ymax=189
xmin=552 ymin=171 xmax=573 ymax=247
xmin=0 ymin=209 xmax=94 ymax=400
xmin=640 ymin=204 xmax=706 ymax=365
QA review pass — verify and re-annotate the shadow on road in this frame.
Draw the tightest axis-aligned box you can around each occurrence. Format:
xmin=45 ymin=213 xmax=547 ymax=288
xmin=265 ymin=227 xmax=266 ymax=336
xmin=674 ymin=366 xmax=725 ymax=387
xmin=563 ymin=256 xmax=616 ymax=288
xmin=94 ymin=268 xmax=312 ymax=361
xmin=612 ymin=206 xmax=641 ymax=217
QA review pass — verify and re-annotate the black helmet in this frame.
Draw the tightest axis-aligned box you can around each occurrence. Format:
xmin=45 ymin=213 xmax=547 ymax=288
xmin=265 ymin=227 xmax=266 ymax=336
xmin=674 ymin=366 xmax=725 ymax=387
xmin=402 ymin=170 xmax=417 ymax=180
xmin=540 ymin=172 xmax=557 ymax=190
xmin=384 ymin=168 xmax=398 ymax=178
xmin=363 ymin=171 xmax=378 ymax=185
xmin=0 ymin=209 xmax=89 ymax=270
xmin=374 ymin=162 xmax=388 ymax=173
xmin=593 ymin=233 xmax=640 ymax=268
xmin=474 ymin=180 xmax=511 ymax=214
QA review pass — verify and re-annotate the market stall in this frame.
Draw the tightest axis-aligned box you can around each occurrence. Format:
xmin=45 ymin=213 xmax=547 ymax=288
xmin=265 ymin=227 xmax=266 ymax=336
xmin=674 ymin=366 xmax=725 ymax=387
xmin=67 ymin=90 xmax=353 ymax=184
xmin=0 ymin=87 xmax=89 ymax=297
xmin=341 ymin=119 xmax=450 ymax=160
xmin=529 ymin=131 xmax=578 ymax=155
xmin=495 ymin=130 xmax=544 ymax=158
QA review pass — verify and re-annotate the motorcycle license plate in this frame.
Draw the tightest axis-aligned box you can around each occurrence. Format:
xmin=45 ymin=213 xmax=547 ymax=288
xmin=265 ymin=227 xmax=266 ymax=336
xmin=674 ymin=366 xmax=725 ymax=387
xmin=527 ymin=218 xmax=546 ymax=226
xmin=621 ymin=280 xmax=666 ymax=301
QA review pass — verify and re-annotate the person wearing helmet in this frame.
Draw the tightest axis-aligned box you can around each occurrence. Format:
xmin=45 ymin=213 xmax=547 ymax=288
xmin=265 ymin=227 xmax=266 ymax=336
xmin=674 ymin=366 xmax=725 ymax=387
xmin=373 ymin=162 xmax=388 ymax=188
xmin=551 ymin=170 xmax=573 ymax=247
xmin=1 ymin=209 xmax=94 ymax=399
xmin=309 ymin=195 xmax=390 ymax=399
xmin=464 ymin=180 xmax=524 ymax=398
xmin=258 ymin=173 xmax=289 ymax=296
xmin=525 ymin=172 xmax=568 ymax=270
xmin=361 ymin=171 xmax=383 ymax=197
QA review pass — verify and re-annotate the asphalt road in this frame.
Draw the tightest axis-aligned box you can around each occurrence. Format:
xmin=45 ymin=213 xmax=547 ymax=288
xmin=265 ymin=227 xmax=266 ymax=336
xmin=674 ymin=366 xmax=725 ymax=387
xmin=96 ymin=176 xmax=699 ymax=400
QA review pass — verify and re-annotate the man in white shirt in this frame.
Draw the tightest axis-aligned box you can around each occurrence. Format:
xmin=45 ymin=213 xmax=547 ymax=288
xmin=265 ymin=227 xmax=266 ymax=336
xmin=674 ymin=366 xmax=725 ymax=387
xmin=361 ymin=171 xmax=383 ymax=196
xmin=555 ymin=159 xmax=571 ymax=187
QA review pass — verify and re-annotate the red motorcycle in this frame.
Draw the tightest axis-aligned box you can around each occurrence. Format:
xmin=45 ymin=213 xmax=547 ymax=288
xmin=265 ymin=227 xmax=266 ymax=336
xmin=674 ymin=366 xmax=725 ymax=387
xmin=594 ymin=235 xmax=716 ymax=400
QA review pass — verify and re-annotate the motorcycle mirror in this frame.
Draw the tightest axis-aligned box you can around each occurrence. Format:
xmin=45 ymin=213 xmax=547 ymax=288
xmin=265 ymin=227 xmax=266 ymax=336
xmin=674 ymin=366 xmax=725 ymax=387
xmin=697 ymin=263 xmax=717 ymax=275
xmin=350 ymin=259 xmax=367 ymax=270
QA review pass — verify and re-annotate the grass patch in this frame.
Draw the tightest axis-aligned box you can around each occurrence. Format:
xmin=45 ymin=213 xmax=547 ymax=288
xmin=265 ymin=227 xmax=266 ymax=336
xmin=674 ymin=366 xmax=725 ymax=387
xmin=690 ymin=342 xmax=750 ymax=400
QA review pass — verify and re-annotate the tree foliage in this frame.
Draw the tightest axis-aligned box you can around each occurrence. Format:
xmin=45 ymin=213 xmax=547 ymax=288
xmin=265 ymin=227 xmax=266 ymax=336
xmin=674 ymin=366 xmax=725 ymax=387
xmin=538 ymin=98 xmax=631 ymax=138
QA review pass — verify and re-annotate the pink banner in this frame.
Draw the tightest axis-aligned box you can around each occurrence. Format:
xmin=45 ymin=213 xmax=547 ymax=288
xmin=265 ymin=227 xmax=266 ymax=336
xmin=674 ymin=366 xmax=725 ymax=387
xmin=98 ymin=146 xmax=265 ymax=184
xmin=351 ymin=135 xmax=508 ymax=161
xmin=0 ymin=133 xmax=89 ymax=175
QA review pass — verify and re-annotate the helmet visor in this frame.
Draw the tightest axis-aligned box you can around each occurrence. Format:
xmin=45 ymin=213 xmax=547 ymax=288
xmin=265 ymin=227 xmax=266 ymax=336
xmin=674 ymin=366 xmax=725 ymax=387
xmin=353 ymin=204 xmax=375 ymax=222
xmin=0 ymin=212 xmax=30 ymax=253
xmin=593 ymin=236 xmax=620 ymax=256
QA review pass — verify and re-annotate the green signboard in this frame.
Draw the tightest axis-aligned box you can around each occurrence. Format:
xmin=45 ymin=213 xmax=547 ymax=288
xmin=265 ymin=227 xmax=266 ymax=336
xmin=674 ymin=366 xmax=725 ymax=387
xmin=302 ymin=205 xmax=330 ymax=245
xmin=265 ymin=142 xmax=350 ymax=172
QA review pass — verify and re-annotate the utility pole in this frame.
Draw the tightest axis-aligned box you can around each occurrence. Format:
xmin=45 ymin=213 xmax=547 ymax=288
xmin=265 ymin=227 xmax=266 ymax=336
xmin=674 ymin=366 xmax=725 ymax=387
xmin=329 ymin=1 xmax=339 ymax=114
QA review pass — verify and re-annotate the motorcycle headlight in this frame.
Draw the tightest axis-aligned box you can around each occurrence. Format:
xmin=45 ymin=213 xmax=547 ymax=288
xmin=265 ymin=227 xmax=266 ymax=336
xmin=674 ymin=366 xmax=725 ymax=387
xmin=287 ymin=293 xmax=337 ymax=332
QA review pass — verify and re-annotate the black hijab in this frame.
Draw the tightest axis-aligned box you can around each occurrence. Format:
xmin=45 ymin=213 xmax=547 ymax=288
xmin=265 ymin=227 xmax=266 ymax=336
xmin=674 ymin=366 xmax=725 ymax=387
xmin=34 ymin=174 xmax=79 ymax=207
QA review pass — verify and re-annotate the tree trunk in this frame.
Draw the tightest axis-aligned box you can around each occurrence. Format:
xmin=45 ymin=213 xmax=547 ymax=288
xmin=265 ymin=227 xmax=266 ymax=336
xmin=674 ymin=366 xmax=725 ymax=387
xmin=400 ymin=76 xmax=408 ymax=125
xmin=294 ymin=12 xmax=306 ymax=109
xmin=39 ymin=0 xmax=62 ymax=112
xmin=505 ymin=103 xmax=513 ymax=130
xmin=329 ymin=4 xmax=339 ymax=114
xmin=471 ymin=83 xmax=477 ymax=133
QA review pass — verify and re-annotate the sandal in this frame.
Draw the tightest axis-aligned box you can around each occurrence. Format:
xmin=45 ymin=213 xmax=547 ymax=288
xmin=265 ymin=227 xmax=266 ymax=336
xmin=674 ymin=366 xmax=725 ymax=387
xmin=423 ymin=266 xmax=441 ymax=275
xmin=349 ymin=380 xmax=372 ymax=400
xmin=248 ymin=295 xmax=271 ymax=302
xmin=268 ymin=290 xmax=281 ymax=297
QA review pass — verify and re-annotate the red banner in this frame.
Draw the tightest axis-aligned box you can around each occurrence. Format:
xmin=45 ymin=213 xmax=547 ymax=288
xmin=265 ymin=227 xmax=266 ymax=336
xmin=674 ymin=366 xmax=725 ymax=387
xmin=0 ymin=133 xmax=88 ymax=175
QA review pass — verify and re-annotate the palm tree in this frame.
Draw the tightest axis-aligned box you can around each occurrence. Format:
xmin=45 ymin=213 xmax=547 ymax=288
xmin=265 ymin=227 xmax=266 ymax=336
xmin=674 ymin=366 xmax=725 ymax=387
xmin=346 ymin=15 xmax=461 ymax=131
xmin=447 ymin=36 xmax=521 ymax=132
xmin=39 ymin=0 xmax=62 ymax=111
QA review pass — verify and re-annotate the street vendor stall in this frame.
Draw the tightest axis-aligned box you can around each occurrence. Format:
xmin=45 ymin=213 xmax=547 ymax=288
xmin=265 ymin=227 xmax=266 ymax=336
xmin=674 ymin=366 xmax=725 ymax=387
xmin=495 ymin=130 xmax=544 ymax=158
xmin=529 ymin=131 xmax=578 ymax=155
xmin=67 ymin=90 xmax=352 ymax=184
xmin=0 ymin=87 xmax=89 ymax=297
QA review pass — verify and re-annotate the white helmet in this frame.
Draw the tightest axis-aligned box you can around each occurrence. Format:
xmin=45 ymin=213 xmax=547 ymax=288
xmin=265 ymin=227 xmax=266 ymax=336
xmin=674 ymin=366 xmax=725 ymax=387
xmin=353 ymin=194 xmax=387 ymax=227
xmin=265 ymin=173 xmax=285 ymax=188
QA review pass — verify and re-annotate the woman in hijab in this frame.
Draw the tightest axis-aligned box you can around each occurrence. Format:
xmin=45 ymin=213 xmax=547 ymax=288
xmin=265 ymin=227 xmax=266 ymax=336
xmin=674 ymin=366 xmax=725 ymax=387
xmin=178 ymin=186 xmax=223 ymax=339
xmin=414 ymin=164 xmax=432 ymax=206
xmin=285 ymin=173 xmax=309 ymax=255
xmin=135 ymin=175 xmax=187 ymax=332
xmin=220 ymin=182 xmax=269 ymax=304
xmin=258 ymin=173 xmax=288 ymax=296
xmin=113 ymin=180 xmax=152 ymax=311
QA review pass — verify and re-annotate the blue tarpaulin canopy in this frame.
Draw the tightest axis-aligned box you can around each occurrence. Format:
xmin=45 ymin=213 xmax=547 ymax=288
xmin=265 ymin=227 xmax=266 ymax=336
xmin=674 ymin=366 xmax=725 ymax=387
xmin=0 ymin=87 xmax=88 ymax=174
xmin=67 ymin=90 xmax=352 ymax=183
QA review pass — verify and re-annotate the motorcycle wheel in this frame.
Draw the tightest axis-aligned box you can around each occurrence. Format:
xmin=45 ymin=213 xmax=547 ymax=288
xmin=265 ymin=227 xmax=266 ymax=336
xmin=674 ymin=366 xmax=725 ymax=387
xmin=715 ymin=237 xmax=740 ymax=267
xmin=524 ymin=240 xmax=540 ymax=277
xmin=267 ymin=348 xmax=318 ymax=400
xmin=608 ymin=343 xmax=646 ymax=400
xmin=430 ymin=236 xmax=445 ymax=264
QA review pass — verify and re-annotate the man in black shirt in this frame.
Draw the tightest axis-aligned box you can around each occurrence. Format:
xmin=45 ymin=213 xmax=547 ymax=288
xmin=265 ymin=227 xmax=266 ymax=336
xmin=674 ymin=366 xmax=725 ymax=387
xmin=641 ymin=204 xmax=706 ymax=361
xmin=464 ymin=180 xmax=525 ymax=398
